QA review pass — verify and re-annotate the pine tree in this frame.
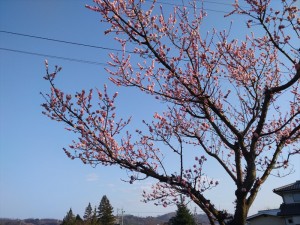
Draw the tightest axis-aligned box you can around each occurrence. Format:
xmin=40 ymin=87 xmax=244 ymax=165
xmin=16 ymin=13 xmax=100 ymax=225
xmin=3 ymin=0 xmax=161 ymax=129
xmin=91 ymin=207 xmax=99 ymax=225
xmin=61 ymin=208 xmax=76 ymax=225
xmin=168 ymin=204 xmax=196 ymax=225
xmin=74 ymin=214 xmax=83 ymax=225
xmin=83 ymin=202 xmax=93 ymax=223
xmin=97 ymin=195 xmax=115 ymax=225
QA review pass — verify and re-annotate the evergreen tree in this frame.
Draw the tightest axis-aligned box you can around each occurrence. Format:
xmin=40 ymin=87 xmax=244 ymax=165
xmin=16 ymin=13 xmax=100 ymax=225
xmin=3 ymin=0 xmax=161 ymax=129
xmin=91 ymin=207 xmax=98 ymax=225
xmin=97 ymin=195 xmax=115 ymax=225
xmin=168 ymin=204 xmax=196 ymax=225
xmin=83 ymin=202 xmax=93 ymax=223
xmin=74 ymin=214 xmax=83 ymax=225
xmin=61 ymin=208 xmax=76 ymax=225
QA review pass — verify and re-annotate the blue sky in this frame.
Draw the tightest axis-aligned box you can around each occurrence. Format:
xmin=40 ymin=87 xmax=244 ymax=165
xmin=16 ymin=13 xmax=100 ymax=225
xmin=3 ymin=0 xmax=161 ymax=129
xmin=0 ymin=0 xmax=299 ymax=220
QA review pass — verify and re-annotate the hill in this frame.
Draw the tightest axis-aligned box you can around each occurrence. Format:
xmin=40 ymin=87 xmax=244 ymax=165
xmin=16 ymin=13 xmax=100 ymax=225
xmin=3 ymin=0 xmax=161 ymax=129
xmin=0 ymin=212 xmax=209 ymax=225
xmin=118 ymin=212 xmax=209 ymax=225
xmin=0 ymin=218 xmax=61 ymax=225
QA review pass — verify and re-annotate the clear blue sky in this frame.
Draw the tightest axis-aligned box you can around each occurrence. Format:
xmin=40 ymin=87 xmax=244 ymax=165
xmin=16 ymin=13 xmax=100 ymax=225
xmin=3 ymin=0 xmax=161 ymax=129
xmin=0 ymin=0 xmax=299 ymax=220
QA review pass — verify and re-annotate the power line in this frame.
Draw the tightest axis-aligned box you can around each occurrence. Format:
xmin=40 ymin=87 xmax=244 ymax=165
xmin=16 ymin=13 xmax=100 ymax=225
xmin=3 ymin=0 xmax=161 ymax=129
xmin=0 ymin=47 xmax=142 ymax=69
xmin=0 ymin=30 xmax=134 ymax=54
xmin=0 ymin=1 xmax=237 ymax=51
xmin=146 ymin=0 xmax=234 ymax=7
xmin=148 ymin=0 xmax=249 ymax=9
xmin=144 ymin=0 xmax=233 ymax=13
xmin=0 ymin=47 xmax=107 ymax=66
xmin=0 ymin=30 xmax=186 ymax=63
xmin=197 ymin=0 xmax=234 ymax=7
xmin=0 ymin=47 xmax=291 ymax=74
xmin=0 ymin=1 xmax=238 ymax=58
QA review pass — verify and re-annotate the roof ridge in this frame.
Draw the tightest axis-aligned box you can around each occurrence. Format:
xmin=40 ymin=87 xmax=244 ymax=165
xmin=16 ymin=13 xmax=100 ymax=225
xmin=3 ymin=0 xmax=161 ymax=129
xmin=273 ymin=180 xmax=300 ymax=193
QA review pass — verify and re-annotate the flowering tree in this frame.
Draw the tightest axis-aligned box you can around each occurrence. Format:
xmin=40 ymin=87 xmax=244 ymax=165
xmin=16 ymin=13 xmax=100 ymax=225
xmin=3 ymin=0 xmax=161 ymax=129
xmin=41 ymin=0 xmax=300 ymax=224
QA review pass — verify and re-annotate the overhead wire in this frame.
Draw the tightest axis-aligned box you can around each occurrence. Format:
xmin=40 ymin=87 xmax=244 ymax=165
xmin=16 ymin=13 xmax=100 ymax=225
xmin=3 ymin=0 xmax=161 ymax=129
xmin=0 ymin=0 xmax=238 ymax=64
xmin=0 ymin=47 xmax=291 ymax=74
xmin=0 ymin=1 xmax=253 ymax=67
xmin=144 ymin=0 xmax=246 ymax=13
xmin=0 ymin=47 xmax=147 ymax=71
xmin=195 ymin=0 xmax=234 ymax=7
xmin=149 ymin=0 xmax=229 ymax=13
xmin=0 ymin=47 xmax=107 ymax=66
xmin=0 ymin=30 xmax=134 ymax=54
xmin=0 ymin=0 xmax=238 ymax=56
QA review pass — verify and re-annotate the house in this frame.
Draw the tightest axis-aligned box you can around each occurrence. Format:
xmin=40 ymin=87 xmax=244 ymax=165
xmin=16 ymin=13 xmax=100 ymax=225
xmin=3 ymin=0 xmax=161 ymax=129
xmin=247 ymin=180 xmax=300 ymax=225
xmin=246 ymin=209 xmax=285 ymax=225
xmin=273 ymin=180 xmax=300 ymax=225
xmin=247 ymin=209 xmax=285 ymax=225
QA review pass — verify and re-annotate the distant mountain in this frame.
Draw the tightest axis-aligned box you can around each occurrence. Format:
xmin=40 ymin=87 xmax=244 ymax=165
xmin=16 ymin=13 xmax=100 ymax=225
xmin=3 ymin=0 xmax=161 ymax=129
xmin=119 ymin=213 xmax=210 ymax=225
xmin=0 ymin=212 xmax=209 ymax=225
xmin=0 ymin=218 xmax=61 ymax=225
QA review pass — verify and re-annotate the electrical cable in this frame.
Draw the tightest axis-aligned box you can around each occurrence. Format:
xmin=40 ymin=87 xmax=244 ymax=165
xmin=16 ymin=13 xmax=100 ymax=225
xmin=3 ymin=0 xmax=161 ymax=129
xmin=0 ymin=47 xmax=107 ymax=66
xmin=0 ymin=47 xmax=291 ymax=75
xmin=146 ymin=0 xmax=229 ymax=13
xmin=0 ymin=30 xmax=135 ymax=54
xmin=0 ymin=0 xmax=238 ymax=53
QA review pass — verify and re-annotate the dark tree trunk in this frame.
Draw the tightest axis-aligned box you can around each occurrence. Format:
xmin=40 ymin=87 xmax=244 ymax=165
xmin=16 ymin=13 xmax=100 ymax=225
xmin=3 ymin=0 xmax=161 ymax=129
xmin=227 ymin=192 xmax=249 ymax=225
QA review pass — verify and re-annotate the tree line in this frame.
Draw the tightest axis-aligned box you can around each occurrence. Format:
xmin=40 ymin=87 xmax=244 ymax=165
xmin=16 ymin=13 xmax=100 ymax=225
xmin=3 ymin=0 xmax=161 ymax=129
xmin=61 ymin=194 xmax=198 ymax=225
xmin=61 ymin=195 xmax=115 ymax=225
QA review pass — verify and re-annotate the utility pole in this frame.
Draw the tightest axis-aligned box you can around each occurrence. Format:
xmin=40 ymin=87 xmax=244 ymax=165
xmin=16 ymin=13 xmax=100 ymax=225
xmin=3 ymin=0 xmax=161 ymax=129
xmin=121 ymin=208 xmax=125 ymax=225
xmin=117 ymin=208 xmax=119 ymax=225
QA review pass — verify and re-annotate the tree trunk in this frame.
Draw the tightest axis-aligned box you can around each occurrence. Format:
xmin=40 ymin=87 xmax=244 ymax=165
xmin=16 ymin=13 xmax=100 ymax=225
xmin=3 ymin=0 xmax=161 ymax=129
xmin=227 ymin=193 xmax=249 ymax=225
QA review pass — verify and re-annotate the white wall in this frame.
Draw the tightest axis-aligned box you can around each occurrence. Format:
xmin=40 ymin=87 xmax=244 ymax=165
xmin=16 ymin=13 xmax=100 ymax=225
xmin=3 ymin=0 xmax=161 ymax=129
xmin=283 ymin=193 xmax=295 ymax=204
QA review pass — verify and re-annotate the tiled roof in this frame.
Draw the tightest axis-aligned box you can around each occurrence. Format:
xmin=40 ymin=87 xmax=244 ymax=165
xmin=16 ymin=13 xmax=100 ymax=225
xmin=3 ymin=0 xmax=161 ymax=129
xmin=273 ymin=180 xmax=300 ymax=194
xmin=277 ymin=203 xmax=300 ymax=216
xmin=247 ymin=209 xmax=281 ymax=221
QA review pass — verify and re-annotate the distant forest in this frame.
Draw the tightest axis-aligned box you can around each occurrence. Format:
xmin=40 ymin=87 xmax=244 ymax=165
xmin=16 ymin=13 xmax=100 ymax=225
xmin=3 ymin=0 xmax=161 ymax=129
xmin=0 ymin=218 xmax=61 ymax=225
xmin=0 ymin=214 xmax=210 ymax=225
xmin=0 ymin=197 xmax=209 ymax=225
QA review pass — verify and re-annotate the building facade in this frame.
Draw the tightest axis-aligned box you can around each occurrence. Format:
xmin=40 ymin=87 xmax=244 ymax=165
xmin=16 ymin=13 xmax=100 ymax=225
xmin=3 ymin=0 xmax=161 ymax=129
xmin=274 ymin=180 xmax=300 ymax=225
xmin=247 ymin=180 xmax=300 ymax=225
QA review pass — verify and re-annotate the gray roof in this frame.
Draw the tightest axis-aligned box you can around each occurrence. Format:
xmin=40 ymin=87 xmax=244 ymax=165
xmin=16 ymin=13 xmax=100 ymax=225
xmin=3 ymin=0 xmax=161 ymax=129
xmin=273 ymin=180 xmax=300 ymax=195
xmin=247 ymin=209 xmax=281 ymax=221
